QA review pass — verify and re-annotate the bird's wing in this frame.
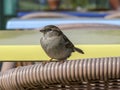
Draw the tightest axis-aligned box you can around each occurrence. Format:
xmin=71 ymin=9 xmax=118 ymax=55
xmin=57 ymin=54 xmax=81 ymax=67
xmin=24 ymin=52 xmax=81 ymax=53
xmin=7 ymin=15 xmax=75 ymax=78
xmin=62 ymin=33 xmax=84 ymax=54
xmin=62 ymin=34 xmax=75 ymax=51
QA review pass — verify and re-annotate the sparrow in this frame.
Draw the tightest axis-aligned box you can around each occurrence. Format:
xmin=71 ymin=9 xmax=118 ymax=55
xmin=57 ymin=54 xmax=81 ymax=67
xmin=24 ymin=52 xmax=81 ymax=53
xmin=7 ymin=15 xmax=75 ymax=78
xmin=40 ymin=25 xmax=84 ymax=62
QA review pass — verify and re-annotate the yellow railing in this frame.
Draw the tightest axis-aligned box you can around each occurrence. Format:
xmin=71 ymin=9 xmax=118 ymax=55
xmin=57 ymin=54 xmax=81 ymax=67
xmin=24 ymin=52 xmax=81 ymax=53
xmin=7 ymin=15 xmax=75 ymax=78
xmin=0 ymin=45 xmax=120 ymax=61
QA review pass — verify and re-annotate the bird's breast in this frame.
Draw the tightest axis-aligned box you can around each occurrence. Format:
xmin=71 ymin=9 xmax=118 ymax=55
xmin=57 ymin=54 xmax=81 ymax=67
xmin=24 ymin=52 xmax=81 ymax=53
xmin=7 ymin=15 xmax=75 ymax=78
xmin=40 ymin=36 xmax=63 ymax=52
xmin=40 ymin=36 xmax=72 ymax=59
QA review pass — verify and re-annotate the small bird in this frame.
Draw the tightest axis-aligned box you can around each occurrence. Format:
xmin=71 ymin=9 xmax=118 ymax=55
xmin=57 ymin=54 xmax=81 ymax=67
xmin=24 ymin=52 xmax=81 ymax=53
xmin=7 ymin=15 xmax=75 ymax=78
xmin=40 ymin=25 xmax=84 ymax=62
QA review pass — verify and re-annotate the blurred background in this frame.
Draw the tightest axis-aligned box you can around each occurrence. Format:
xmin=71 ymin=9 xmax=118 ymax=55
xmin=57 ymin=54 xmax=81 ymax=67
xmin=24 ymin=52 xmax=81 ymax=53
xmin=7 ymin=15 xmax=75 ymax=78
xmin=0 ymin=0 xmax=120 ymax=30
xmin=0 ymin=0 xmax=120 ymax=45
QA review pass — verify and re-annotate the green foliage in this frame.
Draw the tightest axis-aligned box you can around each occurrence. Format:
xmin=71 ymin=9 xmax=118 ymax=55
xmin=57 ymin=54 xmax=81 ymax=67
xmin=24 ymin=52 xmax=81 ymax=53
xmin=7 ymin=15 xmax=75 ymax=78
xmin=19 ymin=0 xmax=40 ymax=11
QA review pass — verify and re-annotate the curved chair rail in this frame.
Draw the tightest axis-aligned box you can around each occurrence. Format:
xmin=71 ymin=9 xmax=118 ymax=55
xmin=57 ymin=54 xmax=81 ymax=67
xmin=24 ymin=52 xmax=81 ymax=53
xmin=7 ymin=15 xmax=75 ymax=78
xmin=20 ymin=12 xmax=78 ymax=19
xmin=0 ymin=57 xmax=120 ymax=89
xmin=105 ymin=12 xmax=120 ymax=19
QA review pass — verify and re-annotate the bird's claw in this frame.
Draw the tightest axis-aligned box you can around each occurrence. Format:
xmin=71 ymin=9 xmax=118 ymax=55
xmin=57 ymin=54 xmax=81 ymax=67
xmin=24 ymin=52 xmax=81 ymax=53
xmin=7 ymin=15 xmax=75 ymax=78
xmin=59 ymin=60 xmax=66 ymax=64
xmin=49 ymin=58 xmax=53 ymax=62
xmin=42 ymin=61 xmax=48 ymax=66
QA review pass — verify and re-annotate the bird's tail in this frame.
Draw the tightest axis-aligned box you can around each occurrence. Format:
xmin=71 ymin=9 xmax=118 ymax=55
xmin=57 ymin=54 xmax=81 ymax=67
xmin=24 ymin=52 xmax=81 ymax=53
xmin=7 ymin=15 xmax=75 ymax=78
xmin=74 ymin=47 xmax=84 ymax=54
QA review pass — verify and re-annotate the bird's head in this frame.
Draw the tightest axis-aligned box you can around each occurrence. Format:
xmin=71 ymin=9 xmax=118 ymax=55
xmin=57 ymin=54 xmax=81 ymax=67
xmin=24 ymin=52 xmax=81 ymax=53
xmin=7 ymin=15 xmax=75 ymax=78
xmin=40 ymin=25 xmax=62 ymax=37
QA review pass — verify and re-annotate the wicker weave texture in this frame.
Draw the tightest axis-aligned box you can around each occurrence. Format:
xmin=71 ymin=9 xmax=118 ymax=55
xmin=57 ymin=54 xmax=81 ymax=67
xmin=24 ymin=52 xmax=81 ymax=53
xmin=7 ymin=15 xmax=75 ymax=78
xmin=0 ymin=57 xmax=120 ymax=90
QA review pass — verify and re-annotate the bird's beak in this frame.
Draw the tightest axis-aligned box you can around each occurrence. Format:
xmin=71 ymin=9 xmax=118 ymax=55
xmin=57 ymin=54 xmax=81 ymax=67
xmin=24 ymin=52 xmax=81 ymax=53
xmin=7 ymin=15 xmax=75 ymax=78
xmin=40 ymin=29 xmax=45 ymax=33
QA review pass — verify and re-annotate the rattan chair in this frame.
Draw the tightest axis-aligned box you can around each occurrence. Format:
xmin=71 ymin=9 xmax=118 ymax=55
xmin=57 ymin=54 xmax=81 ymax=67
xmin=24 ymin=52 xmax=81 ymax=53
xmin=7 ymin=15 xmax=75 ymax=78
xmin=1 ymin=22 xmax=120 ymax=89
xmin=0 ymin=57 xmax=120 ymax=90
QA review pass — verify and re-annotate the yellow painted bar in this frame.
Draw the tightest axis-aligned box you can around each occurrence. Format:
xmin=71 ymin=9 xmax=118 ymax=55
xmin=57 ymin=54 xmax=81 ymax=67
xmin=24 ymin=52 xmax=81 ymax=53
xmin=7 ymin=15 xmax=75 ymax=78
xmin=0 ymin=45 xmax=120 ymax=61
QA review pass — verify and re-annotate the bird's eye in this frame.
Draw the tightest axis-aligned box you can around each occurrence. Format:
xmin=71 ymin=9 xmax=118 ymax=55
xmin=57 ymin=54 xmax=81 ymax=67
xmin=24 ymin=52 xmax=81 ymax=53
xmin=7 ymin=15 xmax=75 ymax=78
xmin=47 ymin=29 xmax=52 ymax=31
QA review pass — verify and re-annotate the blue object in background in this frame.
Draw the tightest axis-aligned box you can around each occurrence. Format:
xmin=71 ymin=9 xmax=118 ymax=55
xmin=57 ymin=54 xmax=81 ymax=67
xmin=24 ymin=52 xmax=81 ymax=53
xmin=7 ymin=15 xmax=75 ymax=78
xmin=17 ymin=11 xmax=109 ymax=18
xmin=18 ymin=12 xmax=33 ymax=17
xmin=6 ymin=18 xmax=120 ymax=29
xmin=61 ymin=11 xmax=109 ymax=17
